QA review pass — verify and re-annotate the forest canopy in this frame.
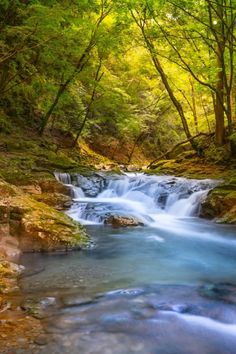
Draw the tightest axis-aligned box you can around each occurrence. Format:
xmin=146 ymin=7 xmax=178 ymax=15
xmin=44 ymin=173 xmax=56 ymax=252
xmin=0 ymin=0 xmax=235 ymax=163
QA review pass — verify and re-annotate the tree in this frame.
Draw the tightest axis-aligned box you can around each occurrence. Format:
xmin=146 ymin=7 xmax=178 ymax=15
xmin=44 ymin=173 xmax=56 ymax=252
xmin=145 ymin=0 xmax=236 ymax=146
xmin=39 ymin=0 xmax=112 ymax=135
xmin=129 ymin=4 xmax=193 ymax=143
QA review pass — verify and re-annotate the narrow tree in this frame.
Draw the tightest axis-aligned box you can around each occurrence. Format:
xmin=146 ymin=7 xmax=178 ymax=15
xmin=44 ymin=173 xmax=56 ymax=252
xmin=72 ymin=58 xmax=104 ymax=147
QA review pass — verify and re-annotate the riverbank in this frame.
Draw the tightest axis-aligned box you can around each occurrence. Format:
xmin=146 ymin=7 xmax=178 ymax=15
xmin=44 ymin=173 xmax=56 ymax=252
xmin=0 ymin=250 xmax=45 ymax=353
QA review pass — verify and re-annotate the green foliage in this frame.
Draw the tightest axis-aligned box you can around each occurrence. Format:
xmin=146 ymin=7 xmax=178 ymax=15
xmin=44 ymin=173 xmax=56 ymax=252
xmin=229 ymin=133 xmax=236 ymax=145
xmin=205 ymin=144 xmax=231 ymax=164
xmin=0 ymin=111 xmax=11 ymax=133
xmin=0 ymin=0 xmax=235 ymax=161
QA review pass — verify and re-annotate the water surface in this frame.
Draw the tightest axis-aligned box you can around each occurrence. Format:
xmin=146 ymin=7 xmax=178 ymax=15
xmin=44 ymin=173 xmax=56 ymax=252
xmin=20 ymin=173 xmax=236 ymax=354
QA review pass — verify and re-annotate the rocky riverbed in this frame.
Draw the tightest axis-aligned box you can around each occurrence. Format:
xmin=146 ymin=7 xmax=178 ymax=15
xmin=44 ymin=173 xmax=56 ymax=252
xmin=0 ymin=163 xmax=236 ymax=353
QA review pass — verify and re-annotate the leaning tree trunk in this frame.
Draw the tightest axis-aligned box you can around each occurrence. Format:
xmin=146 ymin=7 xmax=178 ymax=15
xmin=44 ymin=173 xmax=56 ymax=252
xmin=72 ymin=60 xmax=104 ymax=147
xmin=127 ymin=132 xmax=146 ymax=164
xmin=214 ymin=46 xmax=225 ymax=146
xmin=136 ymin=23 xmax=193 ymax=145
xmin=190 ymin=79 xmax=199 ymax=134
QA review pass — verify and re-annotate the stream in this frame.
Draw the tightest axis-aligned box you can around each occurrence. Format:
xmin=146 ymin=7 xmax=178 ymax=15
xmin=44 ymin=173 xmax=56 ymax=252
xmin=20 ymin=173 xmax=236 ymax=354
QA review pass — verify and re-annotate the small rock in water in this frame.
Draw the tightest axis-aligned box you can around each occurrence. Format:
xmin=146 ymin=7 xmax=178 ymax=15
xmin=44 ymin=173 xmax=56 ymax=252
xmin=34 ymin=335 xmax=48 ymax=346
xmin=61 ymin=295 xmax=93 ymax=307
xmin=104 ymin=215 xmax=144 ymax=227
xmin=40 ymin=297 xmax=57 ymax=307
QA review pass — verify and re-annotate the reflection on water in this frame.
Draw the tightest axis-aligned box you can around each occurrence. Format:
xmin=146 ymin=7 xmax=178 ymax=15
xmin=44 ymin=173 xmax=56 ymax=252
xmin=20 ymin=173 xmax=236 ymax=354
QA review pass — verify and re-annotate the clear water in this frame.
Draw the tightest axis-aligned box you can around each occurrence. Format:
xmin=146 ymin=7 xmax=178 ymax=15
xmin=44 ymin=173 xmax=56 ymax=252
xmin=20 ymin=173 xmax=236 ymax=354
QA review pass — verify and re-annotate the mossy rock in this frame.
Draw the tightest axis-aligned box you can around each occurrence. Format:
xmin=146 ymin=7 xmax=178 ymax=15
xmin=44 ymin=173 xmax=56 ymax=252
xmin=0 ymin=180 xmax=89 ymax=252
xmin=33 ymin=193 xmax=72 ymax=210
xmin=20 ymin=206 xmax=89 ymax=252
xmin=200 ymin=183 xmax=236 ymax=224
xmin=38 ymin=179 xmax=71 ymax=195
xmin=0 ymin=179 xmax=19 ymax=197
xmin=15 ymin=196 xmax=89 ymax=251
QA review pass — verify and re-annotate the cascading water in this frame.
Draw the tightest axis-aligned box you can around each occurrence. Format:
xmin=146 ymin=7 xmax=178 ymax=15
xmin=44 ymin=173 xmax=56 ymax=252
xmin=55 ymin=172 xmax=218 ymax=226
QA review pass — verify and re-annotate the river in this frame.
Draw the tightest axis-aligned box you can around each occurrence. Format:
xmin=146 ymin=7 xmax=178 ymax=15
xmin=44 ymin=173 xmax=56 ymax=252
xmin=20 ymin=172 xmax=236 ymax=354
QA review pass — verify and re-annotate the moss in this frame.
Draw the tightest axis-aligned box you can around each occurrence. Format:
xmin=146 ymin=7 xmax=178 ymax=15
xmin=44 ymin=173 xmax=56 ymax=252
xmin=0 ymin=179 xmax=90 ymax=251
xmin=201 ymin=182 xmax=236 ymax=224
xmin=10 ymin=194 xmax=89 ymax=251
xmin=205 ymin=144 xmax=231 ymax=164
xmin=0 ymin=112 xmax=12 ymax=134
xmin=33 ymin=193 xmax=72 ymax=210
xmin=0 ymin=179 xmax=19 ymax=197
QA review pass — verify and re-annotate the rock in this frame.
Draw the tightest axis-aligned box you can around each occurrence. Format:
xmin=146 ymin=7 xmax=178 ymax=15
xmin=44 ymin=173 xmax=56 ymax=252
xmin=0 ymin=256 xmax=23 ymax=294
xmin=200 ymin=180 xmax=236 ymax=223
xmin=0 ymin=245 xmax=21 ymax=262
xmin=94 ymin=163 xmax=117 ymax=171
xmin=75 ymin=174 xmax=106 ymax=197
xmin=20 ymin=184 xmax=42 ymax=195
xmin=34 ymin=335 xmax=48 ymax=346
xmin=38 ymin=179 xmax=71 ymax=196
xmin=33 ymin=193 xmax=72 ymax=210
xmin=19 ymin=203 xmax=89 ymax=252
xmin=126 ymin=165 xmax=138 ymax=172
xmin=0 ymin=235 xmax=21 ymax=262
xmin=105 ymin=215 xmax=144 ymax=227
xmin=0 ymin=180 xmax=89 ymax=252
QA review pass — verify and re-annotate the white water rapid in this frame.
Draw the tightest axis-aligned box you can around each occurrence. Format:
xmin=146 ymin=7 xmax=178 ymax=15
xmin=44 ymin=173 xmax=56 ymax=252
xmin=55 ymin=172 xmax=219 ymax=227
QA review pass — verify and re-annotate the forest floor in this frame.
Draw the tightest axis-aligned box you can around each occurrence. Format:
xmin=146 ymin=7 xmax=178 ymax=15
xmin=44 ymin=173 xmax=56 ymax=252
xmin=146 ymin=158 xmax=236 ymax=180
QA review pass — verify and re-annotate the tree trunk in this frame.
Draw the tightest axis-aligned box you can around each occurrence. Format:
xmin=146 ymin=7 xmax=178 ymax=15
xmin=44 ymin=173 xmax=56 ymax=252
xmin=151 ymin=55 xmax=192 ymax=141
xmin=214 ymin=47 xmax=225 ymax=145
xmin=127 ymin=132 xmax=146 ymax=164
xmin=72 ymin=60 xmax=104 ymax=147
xmin=200 ymin=95 xmax=211 ymax=133
xmin=72 ymin=112 xmax=89 ymax=147
xmin=207 ymin=0 xmax=225 ymax=146
xmin=190 ymin=79 xmax=199 ymax=134
xmin=39 ymin=83 xmax=67 ymax=135
xmin=133 ymin=20 xmax=193 ymax=144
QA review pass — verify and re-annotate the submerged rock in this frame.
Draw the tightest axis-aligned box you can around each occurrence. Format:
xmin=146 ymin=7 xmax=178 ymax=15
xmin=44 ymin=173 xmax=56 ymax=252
xmin=0 ymin=236 xmax=21 ymax=262
xmin=105 ymin=215 xmax=144 ymax=227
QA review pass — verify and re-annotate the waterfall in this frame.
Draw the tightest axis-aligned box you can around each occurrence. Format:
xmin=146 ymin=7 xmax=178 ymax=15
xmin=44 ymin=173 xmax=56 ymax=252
xmin=55 ymin=172 xmax=219 ymax=226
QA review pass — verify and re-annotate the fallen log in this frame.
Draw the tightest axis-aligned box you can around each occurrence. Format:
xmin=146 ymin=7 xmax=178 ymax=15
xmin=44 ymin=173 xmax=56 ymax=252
xmin=147 ymin=132 xmax=214 ymax=168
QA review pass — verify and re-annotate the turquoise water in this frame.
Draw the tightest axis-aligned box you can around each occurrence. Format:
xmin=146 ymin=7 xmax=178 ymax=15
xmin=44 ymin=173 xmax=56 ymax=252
xmin=20 ymin=174 xmax=236 ymax=354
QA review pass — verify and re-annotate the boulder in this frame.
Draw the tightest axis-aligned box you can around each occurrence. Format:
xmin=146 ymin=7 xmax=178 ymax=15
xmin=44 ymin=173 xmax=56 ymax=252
xmin=0 ymin=180 xmax=89 ymax=252
xmin=105 ymin=215 xmax=144 ymax=227
xmin=38 ymin=179 xmax=71 ymax=195
xmin=75 ymin=174 xmax=106 ymax=197
xmin=200 ymin=179 xmax=236 ymax=224
xmin=19 ymin=204 xmax=88 ymax=252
